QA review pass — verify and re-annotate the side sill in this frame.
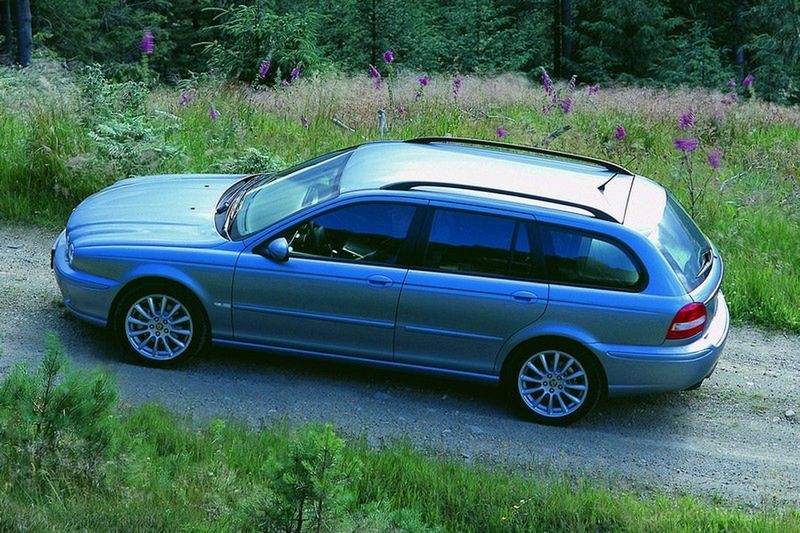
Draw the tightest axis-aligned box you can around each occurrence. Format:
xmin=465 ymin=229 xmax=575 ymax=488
xmin=212 ymin=338 xmax=500 ymax=385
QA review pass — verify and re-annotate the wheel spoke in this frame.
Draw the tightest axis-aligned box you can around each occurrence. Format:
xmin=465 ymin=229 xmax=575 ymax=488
xmin=562 ymin=390 xmax=582 ymax=404
xmin=526 ymin=361 xmax=545 ymax=377
xmin=563 ymin=370 xmax=585 ymax=381
xmin=134 ymin=304 xmax=152 ymax=320
xmin=552 ymin=352 xmax=560 ymax=375
xmin=564 ymin=383 xmax=586 ymax=391
xmin=520 ymin=375 xmax=542 ymax=384
xmin=127 ymin=317 xmax=149 ymax=327
xmin=555 ymin=393 xmax=567 ymax=412
xmin=521 ymin=386 xmax=543 ymax=395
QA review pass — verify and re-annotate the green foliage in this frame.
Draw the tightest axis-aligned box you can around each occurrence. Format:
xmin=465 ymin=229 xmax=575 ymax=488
xmin=210 ymin=146 xmax=286 ymax=174
xmin=1 ymin=341 xmax=799 ymax=530
xmin=0 ymin=335 xmax=118 ymax=497
xmin=571 ymin=0 xmax=681 ymax=82
xmin=658 ymin=22 xmax=733 ymax=89
xmin=202 ymin=4 xmax=323 ymax=83
xmin=746 ymin=0 xmax=800 ymax=104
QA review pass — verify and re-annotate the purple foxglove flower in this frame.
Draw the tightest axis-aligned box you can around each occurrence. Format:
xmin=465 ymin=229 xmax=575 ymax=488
xmin=369 ymin=64 xmax=382 ymax=90
xmin=258 ymin=59 xmax=272 ymax=80
xmin=727 ymin=79 xmax=737 ymax=89
xmin=673 ymin=137 xmax=699 ymax=152
xmin=707 ymin=149 xmax=722 ymax=170
xmin=742 ymin=73 xmax=754 ymax=88
xmin=560 ymin=97 xmax=573 ymax=114
xmin=418 ymin=75 xmax=429 ymax=87
xmin=179 ymin=93 xmax=191 ymax=106
xmin=587 ymin=84 xmax=600 ymax=96
xmin=290 ymin=63 xmax=302 ymax=81
xmin=139 ymin=31 xmax=154 ymax=55
xmin=208 ymin=104 xmax=220 ymax=121
xmin=614 ymin=125 xmax=627 ymax=141
xmin=383 ymin=49 xmax=394 ymax=64
xmin=721 ymin=92 xmax=737 ymax=105
xmin=453 ymin=76 xmax=463 ymax=99
xmin=496 ymin=127 xmax=509 ymax=138
xmin=678 ymin=110 xmax=695 ymax=130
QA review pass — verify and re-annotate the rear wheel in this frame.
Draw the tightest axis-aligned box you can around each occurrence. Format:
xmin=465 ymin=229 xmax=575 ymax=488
xmin=114 ymin=283 xmax=208 ymax=366
xmin=505 ymin=342 xmax=602 ymax=426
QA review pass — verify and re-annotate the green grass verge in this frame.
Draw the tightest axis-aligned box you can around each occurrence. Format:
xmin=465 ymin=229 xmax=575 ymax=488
xmin=2 ymin=338 xmax=798 ymax=531
xmin=1 ymin=63 xmax=799 ymax=330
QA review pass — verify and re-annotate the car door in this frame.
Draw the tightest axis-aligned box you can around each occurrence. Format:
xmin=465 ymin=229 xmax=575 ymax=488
xmin=232 ymin=200 xmax=423 ymax=360
xmin=394 ymin=207 xmax=549 ymax=375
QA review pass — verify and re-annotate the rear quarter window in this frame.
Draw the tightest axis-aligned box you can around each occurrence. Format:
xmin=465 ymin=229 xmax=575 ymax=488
xmin=540 ymin=226 xmax=644 ymax=290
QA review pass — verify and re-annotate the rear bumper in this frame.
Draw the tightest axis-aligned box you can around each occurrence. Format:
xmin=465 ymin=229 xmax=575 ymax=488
xmin=596 ymin=292 xmax=730 ymax=397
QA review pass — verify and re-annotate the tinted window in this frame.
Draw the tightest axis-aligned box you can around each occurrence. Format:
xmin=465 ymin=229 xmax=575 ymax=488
xmin=541 ymin=226 xmax=642 ymax=289
xmin=651 ymin=194 xmax=710 ymax=291
xmin=286 ymin=203 xmax=415 ymax=264
xmin=424 ymin=210 xmax=522 ymax=277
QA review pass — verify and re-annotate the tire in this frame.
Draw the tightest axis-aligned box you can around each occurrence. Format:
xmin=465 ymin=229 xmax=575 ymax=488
xmin=113 ymin=282 xmax=209 ymax=367
xmin=503 ymin=341 xmax=602 ymax=426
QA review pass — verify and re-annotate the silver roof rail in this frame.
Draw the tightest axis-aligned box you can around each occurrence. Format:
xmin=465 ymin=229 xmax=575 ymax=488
xmin=405 ymin=136 xmax=634 ymax=176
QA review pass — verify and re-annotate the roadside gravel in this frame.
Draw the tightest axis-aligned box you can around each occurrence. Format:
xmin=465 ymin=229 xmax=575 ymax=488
xmin=1 ymin=224 xmax=798 ymax=507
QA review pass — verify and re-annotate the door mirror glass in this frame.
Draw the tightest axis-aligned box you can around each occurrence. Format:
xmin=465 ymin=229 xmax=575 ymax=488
xmin=263 ymin=237 xmax=290 ymax=262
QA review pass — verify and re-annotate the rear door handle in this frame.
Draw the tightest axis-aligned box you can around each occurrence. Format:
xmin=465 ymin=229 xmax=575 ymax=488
xmin=367 ymin=274 xmax=393 ymax=288
xmin=511 ymin=290 xmax=537 ymax=303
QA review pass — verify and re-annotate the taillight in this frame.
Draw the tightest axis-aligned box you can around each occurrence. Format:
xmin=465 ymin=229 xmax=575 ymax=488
xmin=666 ymin=302 xmax=707 ymax=340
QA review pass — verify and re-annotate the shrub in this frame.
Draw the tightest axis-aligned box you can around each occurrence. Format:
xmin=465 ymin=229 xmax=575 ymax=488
xmin=0 ymin=335 xmax=118 ymax=497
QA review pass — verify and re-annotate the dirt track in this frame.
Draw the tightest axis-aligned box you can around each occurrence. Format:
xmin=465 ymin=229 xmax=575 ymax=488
xmin=1 ymin=224 xmax=799 ymax=507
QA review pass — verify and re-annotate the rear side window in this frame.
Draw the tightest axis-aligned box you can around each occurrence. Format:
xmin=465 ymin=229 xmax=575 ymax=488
xmin=423 ymin=210 xmax=536 ymax=278
xmin=541 ymin=226 xmax=643 ymax=290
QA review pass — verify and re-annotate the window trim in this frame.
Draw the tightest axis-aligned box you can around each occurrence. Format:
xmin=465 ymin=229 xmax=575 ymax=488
xmin=254 ymin=200 xmax=427 ymax=269
xmin=533 ymin=223 xmax=649 ymax=292
xmin=410 ymin=207 xmax=544 ymax=283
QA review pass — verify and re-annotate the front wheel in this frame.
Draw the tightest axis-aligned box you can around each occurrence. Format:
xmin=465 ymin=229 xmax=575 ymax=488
xmin=506 ymin=344 xmax=602 ymax=426
xmin=114 ymin=284 xmax=208 ymax=366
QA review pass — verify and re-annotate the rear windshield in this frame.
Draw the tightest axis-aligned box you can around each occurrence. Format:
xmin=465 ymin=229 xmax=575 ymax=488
xmin=648 ymin=194 xmax=710 ymax=291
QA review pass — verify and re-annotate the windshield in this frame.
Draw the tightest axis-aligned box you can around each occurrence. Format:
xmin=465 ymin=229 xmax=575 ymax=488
xmin=229 ymin=151 xmax=352 ymax=239
xmin=648 ymin=193 xmax=711 ymax=291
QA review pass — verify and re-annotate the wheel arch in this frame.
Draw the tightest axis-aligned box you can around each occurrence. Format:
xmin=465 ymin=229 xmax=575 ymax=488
xmin=108 ymin=275 xmax=210 ymax=328
xmin=499 ymin=335 xmax=608 ymax=396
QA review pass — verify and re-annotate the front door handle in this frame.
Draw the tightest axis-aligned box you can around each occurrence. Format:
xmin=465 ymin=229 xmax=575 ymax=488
xmin=511 ymin=290 xmax=537 ymax=303
xmin=367 ymin=274 xmax=393 ymax=288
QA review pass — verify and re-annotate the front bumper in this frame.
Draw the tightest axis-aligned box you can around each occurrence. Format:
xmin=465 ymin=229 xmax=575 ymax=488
xmin=597 ymin=292 xmax=730 ymax=397
xmin=52 ymin=231 xmax=117 ymax=327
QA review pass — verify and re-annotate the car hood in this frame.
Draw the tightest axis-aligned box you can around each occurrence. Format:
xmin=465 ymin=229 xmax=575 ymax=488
xmin=67 ymin=174 xmax=244 ymax=248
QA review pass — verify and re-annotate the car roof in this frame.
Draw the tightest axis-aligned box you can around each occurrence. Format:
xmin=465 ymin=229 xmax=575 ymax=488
xmin=340 ymin=139 xmax=636 ymax=223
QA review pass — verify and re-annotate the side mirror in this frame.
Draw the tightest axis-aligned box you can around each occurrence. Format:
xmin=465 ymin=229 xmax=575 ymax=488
xmin=261 ymin=237 xmax=290 ymax=262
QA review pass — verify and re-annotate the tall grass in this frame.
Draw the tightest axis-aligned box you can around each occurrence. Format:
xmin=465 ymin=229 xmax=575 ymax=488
xmin=1 ymin=62 xmax=799 ymax=330
xmin=2 ymin=341 xmax=798 ymax=531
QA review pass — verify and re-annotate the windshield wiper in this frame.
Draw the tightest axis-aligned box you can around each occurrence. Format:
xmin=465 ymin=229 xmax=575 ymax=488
xmin=221 ymin=172 xmax=278 ymax=238
xmin=216 ymin=172 xmax=277 ymax=215
xmin=695 ymin=248 xmax=713 ymax=279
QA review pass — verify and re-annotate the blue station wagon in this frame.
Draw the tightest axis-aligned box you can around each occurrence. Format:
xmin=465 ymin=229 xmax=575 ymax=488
xmin=53 ymin=138 xmax=729 ymax=425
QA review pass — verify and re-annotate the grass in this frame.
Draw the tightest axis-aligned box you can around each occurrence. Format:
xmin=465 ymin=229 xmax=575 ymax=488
xmin=2 ymin=340 xmax=798 ymax=531
xmin=1 ymin=61 xmax=800 ymax=330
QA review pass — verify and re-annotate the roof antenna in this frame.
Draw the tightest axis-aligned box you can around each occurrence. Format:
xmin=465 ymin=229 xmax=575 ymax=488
xmin=597 ymin=172 xmax=618 ymax=192
xmin=598 ymin=155 xmax=636 ymax=192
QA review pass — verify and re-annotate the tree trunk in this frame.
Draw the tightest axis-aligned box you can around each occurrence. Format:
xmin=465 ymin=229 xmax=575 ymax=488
xmin=552 ymin=0 xmax=562 ymax=77
xmin=734 ymin=0 xmax=745 ymax=80
xmin=1 ymin=0 xmax=12 ymax=64
xmin=561 ymin=0 xmax=572 ymax=77
xmin=370 ymin=0 xmax=377 ymax=66
xmin=15 ymin=0 xmax=31 ymax=67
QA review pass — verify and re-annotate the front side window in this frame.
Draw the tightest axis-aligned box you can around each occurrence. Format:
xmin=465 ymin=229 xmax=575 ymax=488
xmin=541 ymin=226 xmax=643 ymax=290
xmin=423 ymin=210 xmax=536 ymax=278
xmin=285 ymin=203 xmax=416 ymax=265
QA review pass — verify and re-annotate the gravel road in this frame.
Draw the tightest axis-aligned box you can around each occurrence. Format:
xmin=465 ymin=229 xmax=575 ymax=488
xmin=1 ymin=224 xmax=799 ymax=508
